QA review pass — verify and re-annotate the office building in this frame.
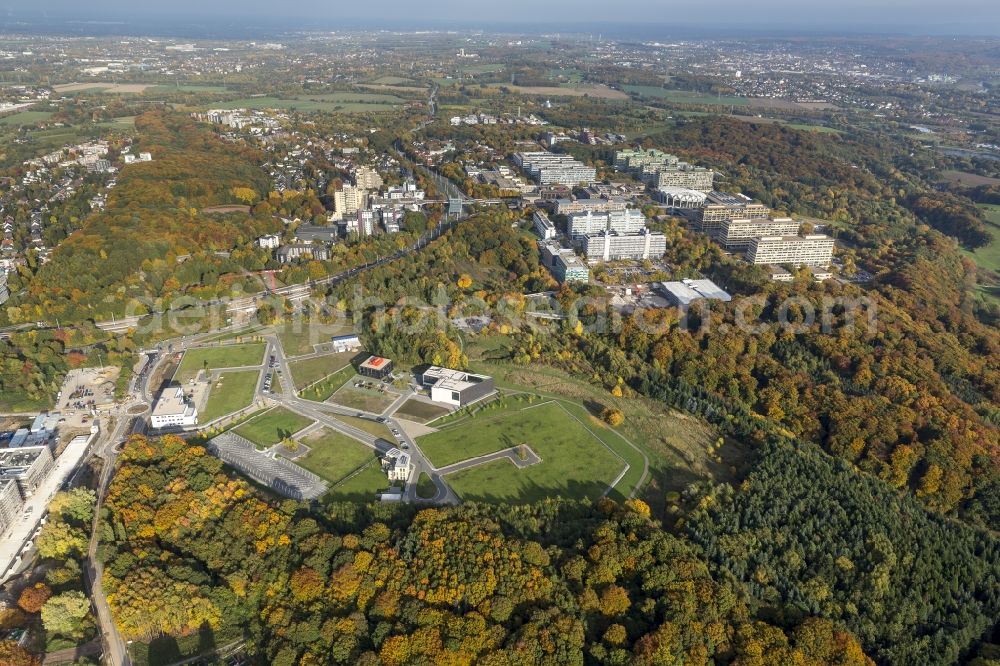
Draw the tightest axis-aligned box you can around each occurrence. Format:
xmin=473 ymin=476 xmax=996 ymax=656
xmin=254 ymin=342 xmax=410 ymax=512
xmin=354 ymin=165 xmax=383 ymax=190
xmin=614 ymin=148 xmax=714 ymax=192
xmin=656 ymin=279 xmax=732 ymax=306
xmin=150 ymin=387 xmax=198 ymax=429
xmin=331 ymin=334 xmax=361 ymax=353
xmin=718 ymin=217 xmax=800 ymax=249
xmin=540 ymin=242 xmax=590 ymax=283
xmin=568 ymin=209 xmax=647 ymax=238
xmin=294 ymin=225 xmax=339 ymax=244
xmin=513 ymin=152 xmax=596 ymax=186
xmin=581 ymin=230 xmax=667 ymax=263
xmin=553 ymin=197 xmax=628 ymax=216
xmin=0 ymin=446 xmax=54 ymax=499
xmin=0 ymin=478 xmax=22 ymax=535
xmin=746 ymin=234 xmax=835 ymax=267
xmin=358 ymin=356 xmax=393 ymax=380
xmin=693 ymin=191 xmax=771 ymax=238
xmin=533 ymin=210 xmax=557 ymax=240
xmin=334 ymin=185 xmax=367 ymax=217
xmin=420 ymin=367 xmax=495 ymax=407
xmin=275 ymin=244 xmax=331 ymax=263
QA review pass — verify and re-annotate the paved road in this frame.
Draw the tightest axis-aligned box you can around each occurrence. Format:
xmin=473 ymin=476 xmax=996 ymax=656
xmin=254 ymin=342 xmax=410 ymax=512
xmin=435 ymin=445 xmax=541 ymax=476
xmin=262 ymin=333 xmax=458 ymax=504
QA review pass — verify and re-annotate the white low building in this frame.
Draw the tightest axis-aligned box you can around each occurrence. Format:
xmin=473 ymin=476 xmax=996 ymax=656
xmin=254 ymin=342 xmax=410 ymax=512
xmin=383 ymin=448 xmax=411 ymax=482
xmin=150 ymin=387 xmax=198 ymax=429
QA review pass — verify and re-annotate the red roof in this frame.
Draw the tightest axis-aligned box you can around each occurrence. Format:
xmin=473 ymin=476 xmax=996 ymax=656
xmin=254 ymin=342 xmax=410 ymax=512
xmin=362 ymin=356 xmax=390 ymax=369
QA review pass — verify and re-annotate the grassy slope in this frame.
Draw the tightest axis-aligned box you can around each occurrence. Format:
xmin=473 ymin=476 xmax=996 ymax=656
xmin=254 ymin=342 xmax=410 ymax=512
xmin=174 ymin=343 xmax=265 ymax=383
xmin=294 ymin=428 xmax=377 ymax=484
xmin=233 ymin=407 xmax=314 ymax=448
xmin=201 ymin=370 xmax=259 ymax=422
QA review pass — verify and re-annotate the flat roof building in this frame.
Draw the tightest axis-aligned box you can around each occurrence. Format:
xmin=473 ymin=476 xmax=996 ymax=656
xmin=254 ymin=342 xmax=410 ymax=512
xmin=150 ymin=387 xmax=198 ymax=429
xmin=553 ymin=197 xmax=628 ymax=216
xmin=421 ymin=367 xmax=495 ymax=407
xmin=358 ymin=355 xmax=393 ymax=380
xmin=568 ymin=209 xmax=647 ymax=238
xmin=718 ymin=217 xmax=800 ymax=249
xmin=540 ymin=241 xmax=591 ymax=283
xmin=0 ymin=478 xmax=22 ymax=536
xmin=656 ymin=279 xmax=732 ymax=306
xmin=331 ymin=334 xmax=361 ymax=353
xmin=614 ymin=148 xmax=715 ymax=192
xmin=383 ymin=448 xmax=411 ymax=483
xmin=692 ymin=192 xmax=771 ymax=239
xmin=533 ymin=210 xmax=557 ymax=240
xmin=514 ymin=152 xmax=596 ymax=186
xmin=0 ymin=446 xmax=54 ymax=499
xmin=581 ymin=230 xmax=667 ymax=263
xmin=746 ymin=234 xmax=835 ymax=268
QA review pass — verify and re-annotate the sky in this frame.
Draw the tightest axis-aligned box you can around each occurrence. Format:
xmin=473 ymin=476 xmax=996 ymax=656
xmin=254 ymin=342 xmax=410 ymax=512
xmin=2 ymin=0 xmax=999 ymax=36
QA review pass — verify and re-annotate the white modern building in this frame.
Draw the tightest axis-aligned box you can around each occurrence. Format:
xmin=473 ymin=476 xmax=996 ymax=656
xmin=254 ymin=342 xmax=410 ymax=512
xmin=533 ymin=210 xmax=557 ymax=240
xmin=331 ymin=334 xmax=361 ymax=353
xmin=257 ymin=234 xmax=281 ymax=250
xmin=150 ymin=387 xmax=198 ymax=429
xmin=553 ymin=197 xmax=628 ymax=216
xmin=746 ymin=234 xmax=835 ymax=267
xmin=717 ymin=217 xmax=800 ymax=249
xmin=513 ymin=152 xmax=596 ymax=185
xmin=581 ymin=230 xmax=667 ymax=263
xmin=383 ymin=448 xmax=411 ymax=482
xmin=568 ymin=209 xmax=647 ymax=238
xmin=421 ymin=367 xmax=495 ymax=407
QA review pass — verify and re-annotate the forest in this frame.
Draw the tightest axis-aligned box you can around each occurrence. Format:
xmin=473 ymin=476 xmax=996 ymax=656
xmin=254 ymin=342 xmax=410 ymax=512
xmin=101 ymin=434 xmax=873 ymax=666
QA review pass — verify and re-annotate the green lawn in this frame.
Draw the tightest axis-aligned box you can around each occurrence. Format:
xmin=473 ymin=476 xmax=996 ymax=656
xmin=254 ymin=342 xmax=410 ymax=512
xmin=438 ymin=402 xmax=625 ymax=503
xmin=233 ymin=407 xmax=314 ymax=448
xmin=965 ymin=205 xmax=1000 ymax=304
xmin=0 ymin=110 xmax=53 ymax=126
xmin=129 ymin=621 xmax=243 ymax=666
xmin=148 ymin=84 xmax=230 ymax=93
xmin=297 ymin=363 xmax=356 ymax=397
xmin=174 ymin=343 xmax=266 ymax=383
xmin=201 ymin=370 xmax=260 ymax=422
xmin=394 ymin=399 xmax=451 ymax=423
xmin=207 ymin=96 xmax=400 ymax=114
xmin=329 ymin=385 xmax=396 ymax=413
xmin=326 ymin=461 xmax=392 ymax=502
xmin=294 ymin=427 xmax=378 ymax=483
xmin=276 ymin=321 xmax=355 ymax=356
xmin=416 ymin=472 xmax=437 ymax=499
xmin=623 ymin=85 xmax=750 ymax=106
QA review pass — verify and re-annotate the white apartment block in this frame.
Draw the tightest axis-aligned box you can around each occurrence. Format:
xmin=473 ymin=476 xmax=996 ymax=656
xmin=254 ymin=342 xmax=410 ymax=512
xmin=718 ymin=217 xmax=800 ymax=249
xmin=354 ymin=165 xmax=383 ymax=190
xmin=257 ymin=234 xmax=281 ymax=250
xmin=554 ymin=197 xmax=628 ymax=216
xmin=568 ymin=209 xmax=647 ymax=238
xmin=0 ymin=478 xmax=21 ymax=535
xmin=334 ymin=185 xmax=367 ymax=217
xmin=533 ymin=210 xmax=557 ymax=239
xmin=582 ymin=230 xmax=667 ymax=263
xmin=746 ymin=234 xmax=835 ymax=267
xmin=513 ymin=152 xmax=596 ymax=185
xmin=150 ymin=387 xmax=198 ymax=429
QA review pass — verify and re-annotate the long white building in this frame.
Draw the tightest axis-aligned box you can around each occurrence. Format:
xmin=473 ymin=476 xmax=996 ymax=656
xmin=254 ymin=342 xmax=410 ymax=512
xmin=150 ymin=387 xmax=199 ymax=429
xmin=514 ymin=152 xmax=596 ymax=185
xmin=568 ymin=209 xmax=647 ymax=238
xmin=582 ymin=230 xmax=667 ymax=263
xmin=746 ymin=234 xmax=835 ymax=267
xmin=718 ymin=217 xmax=800 ymax=249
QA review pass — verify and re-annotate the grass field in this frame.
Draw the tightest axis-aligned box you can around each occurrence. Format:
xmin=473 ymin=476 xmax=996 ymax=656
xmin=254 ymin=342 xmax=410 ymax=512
xmin=276 ymin=321 xmax=355 ymax=356
xmin=207 ymin=95 xmax=401 ymax=114
xmin=129 ymin=622 xmax=243 ymax=666
xmin=294 ymin=427 xmax=377 ymax=483
xmin=201 ymin=370 xmax=260 ymax=422
xmin=288 ymin=351 xmax=356 ymax=389
xmin=964 ymin=204 xmax=1000 ymax=304
xmin=437 ymin=401 xmax=625 ymax=503
xmin=148 ymin=84 xmax=230 ymax=93
xmin=416 ymin=472 xmax=437 ymax=499
xmin=0 ymin=110 xmax=53 ymax=126
xmin=369 ymin=75 xmax=417 ymax=85
xmin=394 ymin=399 xmax=451 ymax=423
xmin=329 ymin=385 xmax=396 ymax=413
xmin=462 ymin=343 xmax=734 ymax=514
xmin=624 ymin=85 xmax=750 ymax=106
xmin=174 ymin=343 xmax=265 ymax=383
xmin=233 ymin=407 xmax=314 ymax=448
xmin=942 ymin=170 xmax=1000 ymax=187
xmin=326 ymin=461 xmax=391 ymax=502
xmin=502 ymin=84 xmax=628 ymax=100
